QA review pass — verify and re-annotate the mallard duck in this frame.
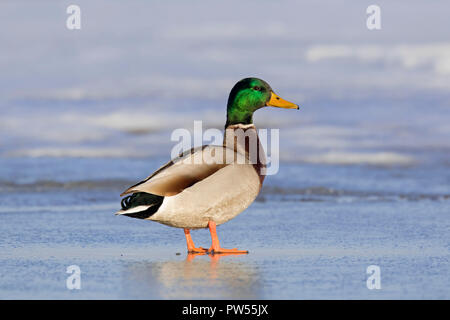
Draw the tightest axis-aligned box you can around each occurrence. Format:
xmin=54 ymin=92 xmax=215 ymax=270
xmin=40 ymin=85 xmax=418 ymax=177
xmin=116 ymin=78 xmax=298 ymax=254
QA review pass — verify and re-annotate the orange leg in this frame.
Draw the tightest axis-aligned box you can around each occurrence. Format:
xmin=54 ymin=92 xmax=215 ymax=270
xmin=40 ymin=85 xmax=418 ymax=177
xmin=207 ymin=221 xmax=248 ymax=254
xmin=184 ymin=229 xmax=208 ymax=253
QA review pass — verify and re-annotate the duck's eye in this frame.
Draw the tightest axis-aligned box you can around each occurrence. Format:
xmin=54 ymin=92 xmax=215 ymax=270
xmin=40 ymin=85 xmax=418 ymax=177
xmin=253 ymin=86 xmax=261 ymax=91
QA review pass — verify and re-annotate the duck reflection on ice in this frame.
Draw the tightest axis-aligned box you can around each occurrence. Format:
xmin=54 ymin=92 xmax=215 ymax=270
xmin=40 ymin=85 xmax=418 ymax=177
xmin=123 ymin=253 xmax=262 ymax=299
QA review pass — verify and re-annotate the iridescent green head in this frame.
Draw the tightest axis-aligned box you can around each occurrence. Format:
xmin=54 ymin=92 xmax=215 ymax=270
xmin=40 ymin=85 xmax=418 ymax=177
xmin=225 ymin=77 xmax=299 ymax=127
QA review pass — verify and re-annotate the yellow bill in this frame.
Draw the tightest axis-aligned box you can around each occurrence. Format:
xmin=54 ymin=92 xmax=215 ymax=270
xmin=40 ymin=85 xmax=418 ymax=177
xmin=267 ymin=92 xmax=299 ymax=109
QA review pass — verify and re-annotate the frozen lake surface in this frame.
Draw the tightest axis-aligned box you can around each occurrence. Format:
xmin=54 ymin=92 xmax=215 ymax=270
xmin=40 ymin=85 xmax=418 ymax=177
xmin=0 ymin=159 xmax=448 ymax=299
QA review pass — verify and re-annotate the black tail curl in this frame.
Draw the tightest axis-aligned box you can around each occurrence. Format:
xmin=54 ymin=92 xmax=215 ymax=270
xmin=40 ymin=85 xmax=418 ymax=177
xmin=119 ymin=192 xmax=164 ymax=219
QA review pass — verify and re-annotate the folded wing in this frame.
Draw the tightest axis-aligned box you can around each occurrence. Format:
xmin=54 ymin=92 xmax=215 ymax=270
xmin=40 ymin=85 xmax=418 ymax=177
xmin=120 ymin=145 xmax=245 ymax=197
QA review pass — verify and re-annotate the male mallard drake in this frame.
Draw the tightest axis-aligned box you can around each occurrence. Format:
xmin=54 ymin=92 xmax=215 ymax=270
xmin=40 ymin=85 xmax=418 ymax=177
xmin=116 ymin=78 xmax=298 ymax=254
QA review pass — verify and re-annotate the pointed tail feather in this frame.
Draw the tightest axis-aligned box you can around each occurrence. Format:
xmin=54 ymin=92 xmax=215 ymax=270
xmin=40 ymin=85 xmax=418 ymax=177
xmin=116 ymin=192 xmax=164 ymax=219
